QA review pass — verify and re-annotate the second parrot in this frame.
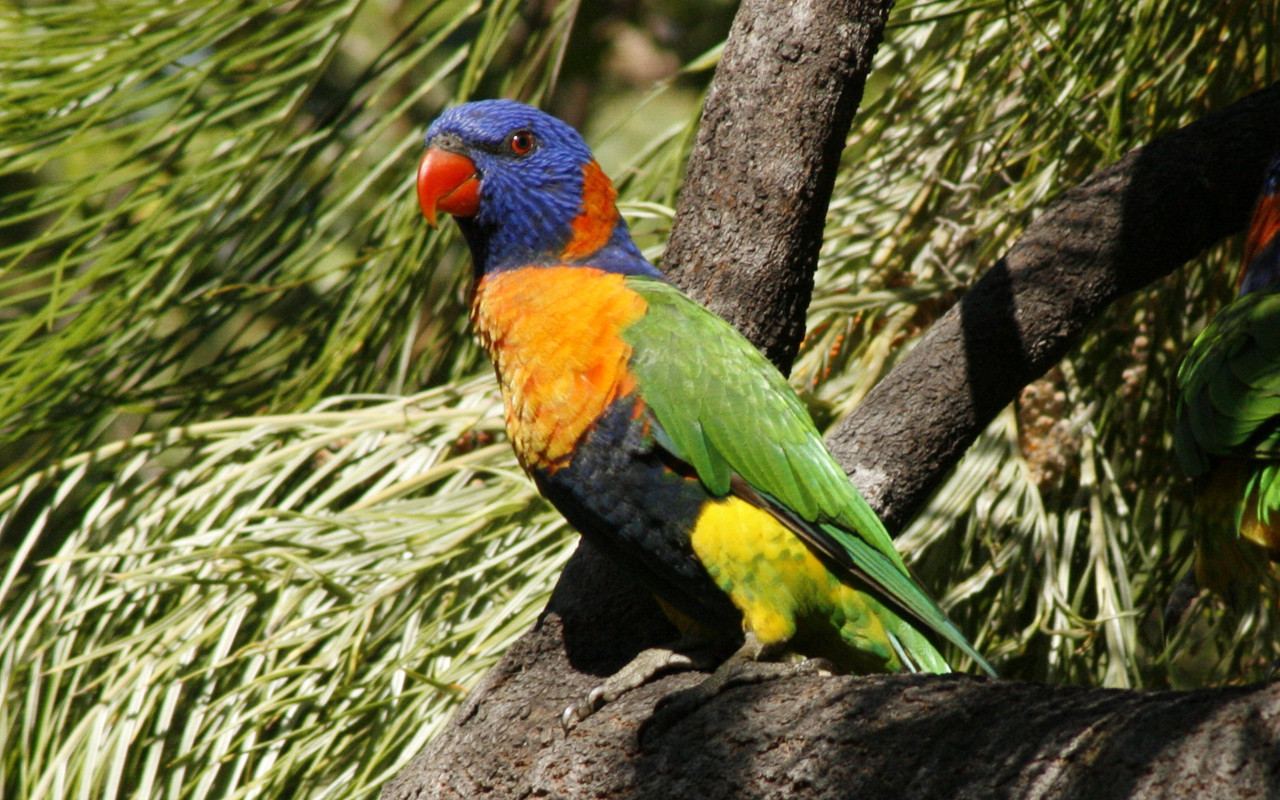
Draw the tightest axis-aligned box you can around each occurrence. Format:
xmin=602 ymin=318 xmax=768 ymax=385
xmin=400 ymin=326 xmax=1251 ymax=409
xmin=1175 ymin=155 xmax=1280 ymax=615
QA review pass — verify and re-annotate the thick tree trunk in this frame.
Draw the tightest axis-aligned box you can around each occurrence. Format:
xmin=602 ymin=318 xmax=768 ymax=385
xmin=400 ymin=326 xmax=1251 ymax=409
xmin=662 ymin=0 xmax=893 ymax=373
xmin=382 ymin=0 xmax=1280 ymax=794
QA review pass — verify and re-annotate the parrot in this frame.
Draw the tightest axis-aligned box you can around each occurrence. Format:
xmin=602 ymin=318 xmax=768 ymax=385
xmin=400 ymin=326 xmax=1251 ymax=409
xmin=1172 ymin=154 xmax=1280 ymax=619
xmin=415 ymin=100 xmax=995 ymax=718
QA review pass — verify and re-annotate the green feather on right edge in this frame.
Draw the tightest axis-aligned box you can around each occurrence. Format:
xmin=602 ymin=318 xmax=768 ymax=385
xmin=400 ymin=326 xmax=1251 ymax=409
xmin=1177 ymin=291 xmax=1280 ymax=476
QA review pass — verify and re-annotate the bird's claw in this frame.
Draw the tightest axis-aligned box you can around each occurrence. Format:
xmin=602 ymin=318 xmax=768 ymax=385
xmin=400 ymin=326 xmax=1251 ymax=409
xmin=561 ymin=646 xmax=708 ymax=732
xmin=561 ymin=684 xmax=613 ymax=731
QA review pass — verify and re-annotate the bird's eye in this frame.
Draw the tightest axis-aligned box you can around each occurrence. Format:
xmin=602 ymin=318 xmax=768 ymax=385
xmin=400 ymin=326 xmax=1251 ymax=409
xmin=509 ymin=129 xmax=536 ymax=156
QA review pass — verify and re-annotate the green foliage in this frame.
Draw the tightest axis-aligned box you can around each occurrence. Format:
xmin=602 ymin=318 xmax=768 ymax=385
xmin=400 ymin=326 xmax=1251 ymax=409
xmin=1 ymin=381 xmax=571 ymax=799
xmin=0 ymin=0 xmax=1277 ymax=797
xmin=0 ymin=0 xmax=579 ymax=478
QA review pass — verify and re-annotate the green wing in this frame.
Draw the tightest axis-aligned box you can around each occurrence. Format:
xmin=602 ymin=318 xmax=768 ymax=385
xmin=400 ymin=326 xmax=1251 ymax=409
xmin=622 ymin=276 xmax=993 ymax=675
xmin=1176 ymin=290 xmax=1280 ymax=478
xmin=1177 ymin=289 xmax=1280 ymax=534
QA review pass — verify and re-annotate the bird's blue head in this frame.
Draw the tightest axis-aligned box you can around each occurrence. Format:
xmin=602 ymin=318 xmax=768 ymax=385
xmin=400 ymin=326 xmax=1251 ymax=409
xmin=417 ymin=100 xmax=659 ymax=278
xmin=1237 ymin=155 xmax=1280 ymax=297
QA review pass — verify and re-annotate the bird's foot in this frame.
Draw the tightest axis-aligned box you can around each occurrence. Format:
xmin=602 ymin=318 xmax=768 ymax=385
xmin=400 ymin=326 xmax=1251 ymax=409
xmin=638 ymin=636 xmax=833 ymax=747
xmin=561 ymin=646 xmax=716 ymax=731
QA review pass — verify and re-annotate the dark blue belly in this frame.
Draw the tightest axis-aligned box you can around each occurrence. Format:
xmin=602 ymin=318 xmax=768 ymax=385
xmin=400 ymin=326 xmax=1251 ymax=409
xmin=532 ymin=395 xmax=742 ymax=636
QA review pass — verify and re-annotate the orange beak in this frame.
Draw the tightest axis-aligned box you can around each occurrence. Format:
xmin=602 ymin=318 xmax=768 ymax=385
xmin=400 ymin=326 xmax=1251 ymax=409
xmin=417 ymin=147 xmax=481 ymax=227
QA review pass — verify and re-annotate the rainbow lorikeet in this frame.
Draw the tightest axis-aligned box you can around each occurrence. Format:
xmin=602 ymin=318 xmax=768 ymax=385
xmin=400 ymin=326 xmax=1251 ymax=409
xmin=416 ymin=100 xmax=994 ymax=710
xmin=1173 ymin=155 xmax=1280 ymax=615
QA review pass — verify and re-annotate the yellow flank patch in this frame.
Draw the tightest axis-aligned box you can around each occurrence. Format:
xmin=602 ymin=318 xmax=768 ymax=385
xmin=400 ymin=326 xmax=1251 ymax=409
xmin=689 ymin=496 xmax=896 ymax=670
xmin=471 ymin=266 xmax=646 ymax=472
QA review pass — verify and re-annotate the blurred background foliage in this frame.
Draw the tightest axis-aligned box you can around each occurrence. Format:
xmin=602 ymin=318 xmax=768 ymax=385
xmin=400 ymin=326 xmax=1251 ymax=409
xmin=0 ymin=0 xmax=1275 ymax=797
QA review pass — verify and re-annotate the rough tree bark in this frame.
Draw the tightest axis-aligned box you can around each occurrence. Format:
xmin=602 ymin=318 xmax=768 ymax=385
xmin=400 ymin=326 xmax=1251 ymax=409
xmin=661 ymin=0 xmax=891 ymax=373
xmin=382 ymin=1 xmax=1280 ymax=796
xmin=383 ymin=549 xmax=1280 ymax=800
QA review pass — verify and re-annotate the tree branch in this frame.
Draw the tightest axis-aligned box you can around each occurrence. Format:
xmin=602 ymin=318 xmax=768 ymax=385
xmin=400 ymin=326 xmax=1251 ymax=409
xmin=829 ymin=82 xmax=1280 ymax=530
xmin=384 ymin=547 xmax=1280 ymax=800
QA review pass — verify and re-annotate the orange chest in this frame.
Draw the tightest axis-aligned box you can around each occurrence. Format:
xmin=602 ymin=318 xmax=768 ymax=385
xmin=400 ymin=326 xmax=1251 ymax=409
xmin=470 ymin=266 xmax=647 ymax=472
